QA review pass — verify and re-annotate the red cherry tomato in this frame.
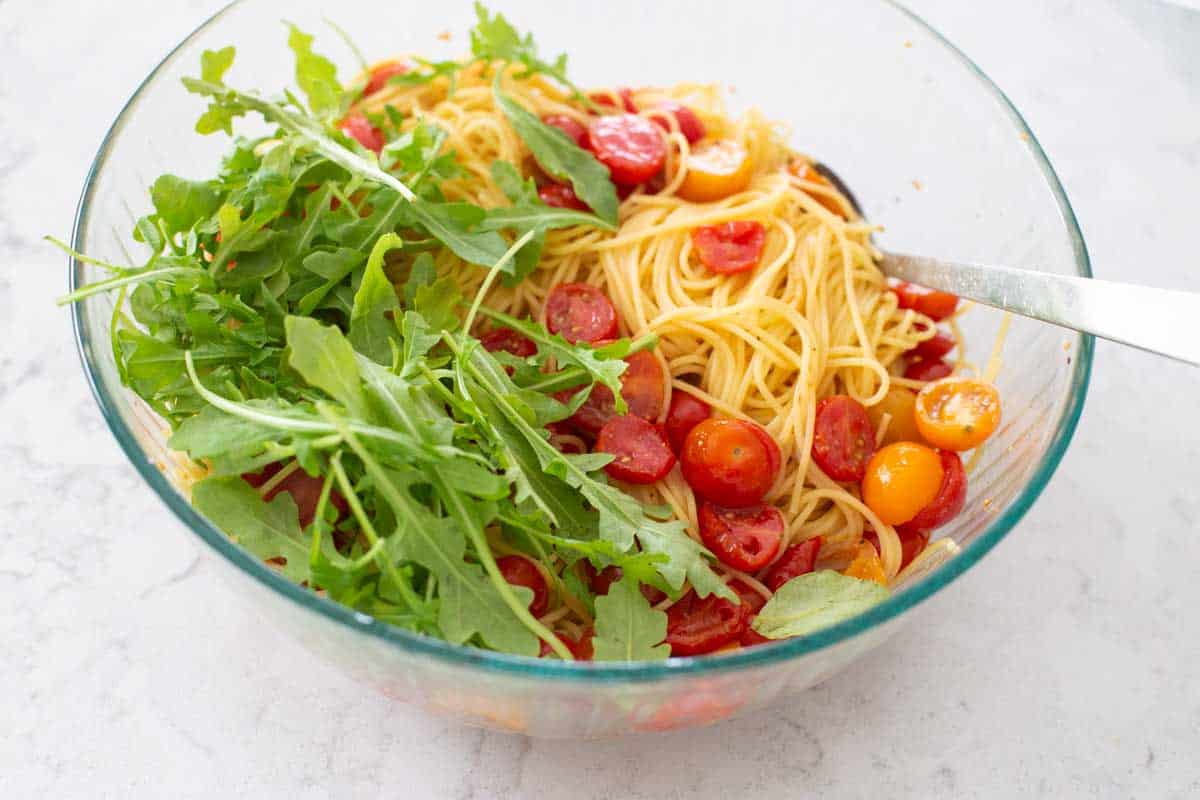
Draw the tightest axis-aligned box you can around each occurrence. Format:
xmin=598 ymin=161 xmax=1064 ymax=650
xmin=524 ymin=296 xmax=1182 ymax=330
xmin=914 ymin=329 xmax=956 ymax=360
xmin=587 ymin=114 xmax=667 ymax=186
xmin=892 ymin=281 xmax=959 ymax=321
xmin=698 ymin=502 xmax=784 ymax=572
xmin=904 ymin=357 xmax=954 ymax=382
xmin=729 ymin=579 xmax=768 ymax=614
xmin=537 ymin=183 xmax=589 ymax=211
xmin=540 ymin=629 xmax=595 ymax=660
xmin=579 ymin=561 xmax=623 ymax=596
xmin=363 ymin=61 xmax=408 ymax=96
xmin=811 ymin=395 xmax=877 ymax=482
xmin=496 ymin=555 xmax=550 ymax=617
xmin=596 ymin=415 xmax=676 ymax=484
xmin=740 ymin=627 xmax=772 ymax=647
xmin=863 ymin=527 xmax=928 ymax=572
xmin=589 ymin=87 xmax=638 ymax=113
xmin=665 ymin=590 xmax=751 ymax=656
xmin=243 ymin=463 xmax=348 ymax=529
xmin=545 ymin=283 xmax=619 ymax=344
xmin=648 ymin=101 xmax=705 ymax=144
xmin=541 ymin=114 xmax=589 ymax=147
xmin=566 ymin=349 xmax=665 ymax=436
xmin=691 ymin=221 xmax=767 ymax=275
xmin=664 ymin=391 xmax=711 ymax=453
xmin=896 ymin=449 xmax=967 ymax=536
xmin=339 ymin=113 xmax=385 ymax=154
xmin=763 ymin=537 xmax=822 ymax=592
xmin=480 ymin=327 xmax=536 ymax=359
xmin=681 ymin=418 xmax=780 ymax=507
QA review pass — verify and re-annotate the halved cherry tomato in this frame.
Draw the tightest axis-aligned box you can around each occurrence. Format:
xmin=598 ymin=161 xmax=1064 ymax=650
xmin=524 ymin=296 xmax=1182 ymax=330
xmin=579 ymin=561 xmax=623 ymax=596
xmin=541 ymin=114 xmax=589 ymax=147
xmin=843 ymin=542 xmax=888 ymax=586
xmin=540 ymin=629 xmax=594 ymax=660
xmin=596 ymin=414 xmax=676 ymax=484
xmin=545 ymin=283 xmax=619 ymax=343
xmin=496 ymin=555 xmax=550 ymax=617
xmin=914 ymin=329 xmax=956 ymax=360
xmin=587 ymin=114 xmax=666 ymax=185
xmin=698 ymin=502 xmax=784 ymax=572
xmin=565 ymin=349 xmax=665 ymax=436
xmin=664 ymin=391 xmax=711 ymax=453
xmin=861 ymin=442 xmax=944 ymax=526
xmin=864 ymin=526 xmax=929 ymax=572
xmin=546 ymin=422 xmax=586 ymax=455
xmin=740 ymin=627 xmax=772 ymax=646
xmin=897 ymin=449 xmax=967 ymax=535
xmin=678 ymin=139 xmax=754 ymax=202
xmin=904 ymin=357 xmax=954 ymax=382
xmin=763 ymin=537 xmax=822 ymax=592
xmin=363 ymin=60 xmax=409 ymax=96
xmin=892 ymin=281 xmax=959 ymax=321
xmin=665 ymin=590 xmax=751 ymax=656
xmin=589 ymin=87 xmax=638 ymax=113
xmin=647 ymin=101 xmax=705 ymax=144
xmin=538 ymin=183 xmax=589 ymax=211
xmin=915 ymin=377 xmax=1001 ymax=451
xmin=787 ymin=160 xmax=846 ymax=217
xmin=480 ymin=327 xmax=536 ymax=359
xmin=866 ymin=387 xmax=922 ymax=447
xmin=812 ymin=395 xmax=876 ymax=482
xmin=729 ymin=579 xmax=768 ymax=614
xmin=339 ymin=113 xmax=385 ymax=154
xmin=681 ymin=418 xmax=780 ymax=507
xmin=243 ymin=463 xmax=348 ymax=528
xmin=691 ymin=221 xmax=767 ymax=275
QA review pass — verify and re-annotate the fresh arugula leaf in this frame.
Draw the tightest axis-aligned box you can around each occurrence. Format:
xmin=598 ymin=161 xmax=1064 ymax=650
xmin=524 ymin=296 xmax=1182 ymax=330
xmin=469 ymin=2 xmax=590 ymax=105
xmin=284 ymin=316 xmax=369 ymax=418
xmin=151 ymin=175 xmax=221 ymax=233
xmin=402 ymin=252 xmax=436 ymax=307
xmin=752 ymin=571 xmax=890 ymax=639
xmin=349 ymin=233 xmax=404 ymax=363
xmin=286 ymin=24 xmax=343 ymax=119
xmin=592 ymin=576 xmax=670 ymax=661
xmin=201 ymin=46 xmax=236 ymax=84
xmin=168 ymin=404 xmax=282 ymax=458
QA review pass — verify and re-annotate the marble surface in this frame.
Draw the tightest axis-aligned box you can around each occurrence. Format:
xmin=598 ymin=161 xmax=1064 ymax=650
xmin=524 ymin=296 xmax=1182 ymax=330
xmin=3 ymin=0 xmax=1199 ymax=797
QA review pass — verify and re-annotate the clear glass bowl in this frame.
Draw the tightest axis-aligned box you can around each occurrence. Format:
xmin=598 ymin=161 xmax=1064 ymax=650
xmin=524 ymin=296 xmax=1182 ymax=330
xmin=69 ymin=0 xmax=1092 ymax=737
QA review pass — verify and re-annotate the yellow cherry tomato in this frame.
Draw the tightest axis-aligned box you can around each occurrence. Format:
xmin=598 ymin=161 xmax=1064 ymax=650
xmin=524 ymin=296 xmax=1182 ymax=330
xmin=843 ymin=542 xmax=888 ymax=586
xmin=787 ymin=159 xmax=846 ymax=217
xmin=867 ymin=387 xmax=922 ymax=447
xmin=678 ymin=140 xmax=754 ymax=202
xmin=915 ymin=377 xmax=1002 ymax=451
xmin=861 ymin=442 xmax=944 ymax=526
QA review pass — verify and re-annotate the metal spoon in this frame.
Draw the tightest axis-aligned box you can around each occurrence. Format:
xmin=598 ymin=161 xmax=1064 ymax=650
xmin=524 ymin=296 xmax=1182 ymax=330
xmin=814 ymin=164 xmax=1200 ymax=366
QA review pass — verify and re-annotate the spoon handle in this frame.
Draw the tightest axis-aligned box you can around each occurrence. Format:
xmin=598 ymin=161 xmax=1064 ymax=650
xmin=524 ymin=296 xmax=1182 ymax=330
xmin=880 ymin=252 xmax=1200 ymax=366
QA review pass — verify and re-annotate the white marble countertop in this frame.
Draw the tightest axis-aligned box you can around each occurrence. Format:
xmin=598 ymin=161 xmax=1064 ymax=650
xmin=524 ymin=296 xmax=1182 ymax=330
xmin=4 ymin=0 xmax=1199 ymax=797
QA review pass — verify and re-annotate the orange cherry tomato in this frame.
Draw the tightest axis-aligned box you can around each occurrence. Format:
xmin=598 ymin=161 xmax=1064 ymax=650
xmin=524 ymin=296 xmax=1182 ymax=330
xmin=678 ymin=140 xmax=754 ymax=202
xmin=843 ymin=542 xmax=888 ymax=586
xmin=788 ymin=160 xmax=845 ymax=217
xmin=861 ymin=442 xmax=944 ymax=526
xmin=915 ymin=378 xmax=1002 ymax=451
xmin=866 ymin=387 xmax=922 ymax=447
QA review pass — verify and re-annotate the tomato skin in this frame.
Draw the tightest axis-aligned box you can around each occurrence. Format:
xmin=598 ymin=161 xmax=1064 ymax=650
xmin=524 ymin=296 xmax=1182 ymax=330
xmin=740 ymin=627 xmax=772 ymax=646
xmin=729 ymin=579 xmax=768 ymax=614
xmin=243 ymin=463 xmax=348 ymax=529
xmin=541 ymin=114 xmax=589 ymax=147
xmin=339 ymin=113 xmax=385 ymax=154
xmin=897 ymin=449 xmax=967 ymax=536
xmin=496 ymin=555 xmax=550 ymax=617
xmin=545 ymin=283 xmax=619 ymax=343
xmin=812 ymin=395 xmax=877 ymax=482
xmin=537 ymin=183 xmax=589 ymax=211
xmin=904 ymin=357 xmax=954 ymax=382
xmin=787 ymin=160 xmax=846 ymax=217
xmin=915 ymin=377 xmax=1002 ymax=451
xmin=681 ymin=419 xmax=779 ymax=508
xmin=589 ymin=87 xmax=638 ymax=113
xmin=691 ymin=221 xmax=767 ymax=275
xmin=587 ymin=114 xmax=667 ymax=185
xmin=698 ymin=503 xmax=784 ymax=572
xmin=579 ymin=561 xmax=623 ymax=596
xmin=648 ymin=101 xmax=705 ymax=144
xmin=678 ymin=140 xmax=754 ymax=202
xmin=866 ymin=387 xmax=922 ymax=447
xmin=664 ymin=391 xmax=711 ymax=453
xmin=596 ymin=415 xmax=677 ymax=484
xmin=363 ymin=61 xmax=408 ymax=95
xmin=480 ymin=327 xmax=536 ymax=359
xmin=892 ymin=281 xmax=959 ymax=321
xmin=864 ymin=527 xmax=928 ymax=572
xmin=861 ymin=442 xmax=945 ymax=526
xmin=540 ymin=629 xmax=595 ymax=660
xmin=914 ymin=329 xmax=956 ymax=360
xmin=565 ymin=349 xmax=665 ymax=436
xmin=763 ymin=537 xmax=822 ymax=592
xmin=843 ymin=541 xmax=888 ymax=586
xmin=665 ymin=590 xmax=752 ymax=656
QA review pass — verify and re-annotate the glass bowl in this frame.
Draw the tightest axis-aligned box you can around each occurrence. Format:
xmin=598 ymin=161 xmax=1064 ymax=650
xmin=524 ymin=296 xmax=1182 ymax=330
xmin=69 ymin=0 xmax=1091 ymax=737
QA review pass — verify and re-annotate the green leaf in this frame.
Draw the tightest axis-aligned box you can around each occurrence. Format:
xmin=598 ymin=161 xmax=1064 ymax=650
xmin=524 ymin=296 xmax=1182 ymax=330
xmin=284 ymin=316 xmax=369 ymax=418
xmin=402 ymin=252 xmax=436 ymax=307
xmin=168 ymin=404 xmax=281 ymax=458
xmin=592 ymin=577 xmax=670 ymax=661
xmin=469 ymin=3 xmax=583 ymax=101
xmin=412 ymin=275 xmax=462 ymax=333
xmin=349 ymin=233 xmax=404 ymax=363
xmin=200 ymin=46 xmax=236 ymax=84
xmin=151 ymin=175 xmax=221 ymax=232
xmin=192 ymin=475 xmax=314 ymax=583
xmin=752 ymin=571 xmax=890 ymax=639
xmin=286 ymin=25 xmax=343 ymax=119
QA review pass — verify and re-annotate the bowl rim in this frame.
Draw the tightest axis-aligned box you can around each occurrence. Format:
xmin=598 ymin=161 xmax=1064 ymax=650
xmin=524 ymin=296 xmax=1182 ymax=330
xmin=69 ymin=0 xmax=1093 ymax=682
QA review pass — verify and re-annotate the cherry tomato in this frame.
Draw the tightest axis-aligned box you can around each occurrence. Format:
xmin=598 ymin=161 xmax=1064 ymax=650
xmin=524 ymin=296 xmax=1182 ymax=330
xmin=678 ymin=140 xmax=754 ymax=202
xmin=729 ymin=579 xmax=768 ymax=614
xmin=664 ymin=391 xmax=711 ymax=453
xmin=866 ymin=387 xmax=922 ymax=447
xmin=915 ymin=377 xmax=1002 ymax=451
xmin=546 ymin=422 xmax=586 ymax=455
xmin=763 ymin=537 xmax=822 ymax=592
xmin=698 ymin=502 xmax=784 ymax=572
xmin=897 ymin=449 xmax=967 ymax=536
xmin=892 ymin=281 xmax=959 ymax=321
xmin=566 ymin=349 xmax=665 ymax=436
xmin=363 ymin=60 xmax=408 ymax=96
xmin=740 ymin=627 xmax=772 ymax=646
xmin=587 ymin=114 xmax=667 ymax=186
xmin=843 ymin=541 xmax=888 ymax=586
xmin=480 ymin=327 xmax=536 ymax=359
xmin=861 ymin=442 xmax=944 ymax=526
xmin=579 ymin=561 xmax=623 ymax=596
xmin=691 ymin=221 xmax=767 ymax=275
xmin=787 ymin=160 xmax=846 ymax=217
xmin=496 ymin=555 xmax=550 ymax=617
xmin=681 ymin=418 xmax=780 ymax=507
xmin=538 ymin=183 xmax=589 ymax=211
xmin=665 ymin=590 xmax=751 ymax=656
xmin=540 ymin=629 xmax=594 ymax=660
xmin=589 ymin=87 xmax=638 ymax=113
xmin=812 ymin=395 xmax=876 ymax=482
xmin=647 ymin=101 xmax=705 ymax=144
xmin=545 ymin=283 xmax=619 ymax=343
xmin=243 ymin=463 xmax=348 ymax=529
xmin=864 ymin=527 xmax=928 ymax=572
xmin=904 ymin=357 xmax=954 ymax=382
xmin=914 ymin=329 xmax=956 ymax=360
xmin=541 ymin=114 xmax=589 ymax=147
xmin=339 ymin=113 xmax=385 ymax=154
xmin=596 ymin=414 xmax=676 ymax=484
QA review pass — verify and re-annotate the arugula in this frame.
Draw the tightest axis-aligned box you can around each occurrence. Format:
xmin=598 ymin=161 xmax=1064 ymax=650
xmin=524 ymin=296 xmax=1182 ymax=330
xmin=286 ymin=24 xmax=344 ymax=120
xmin=592 ymin=576 xmax=670 ymax=661
xmin=752 ymin=571 xmax=890 ymax=639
